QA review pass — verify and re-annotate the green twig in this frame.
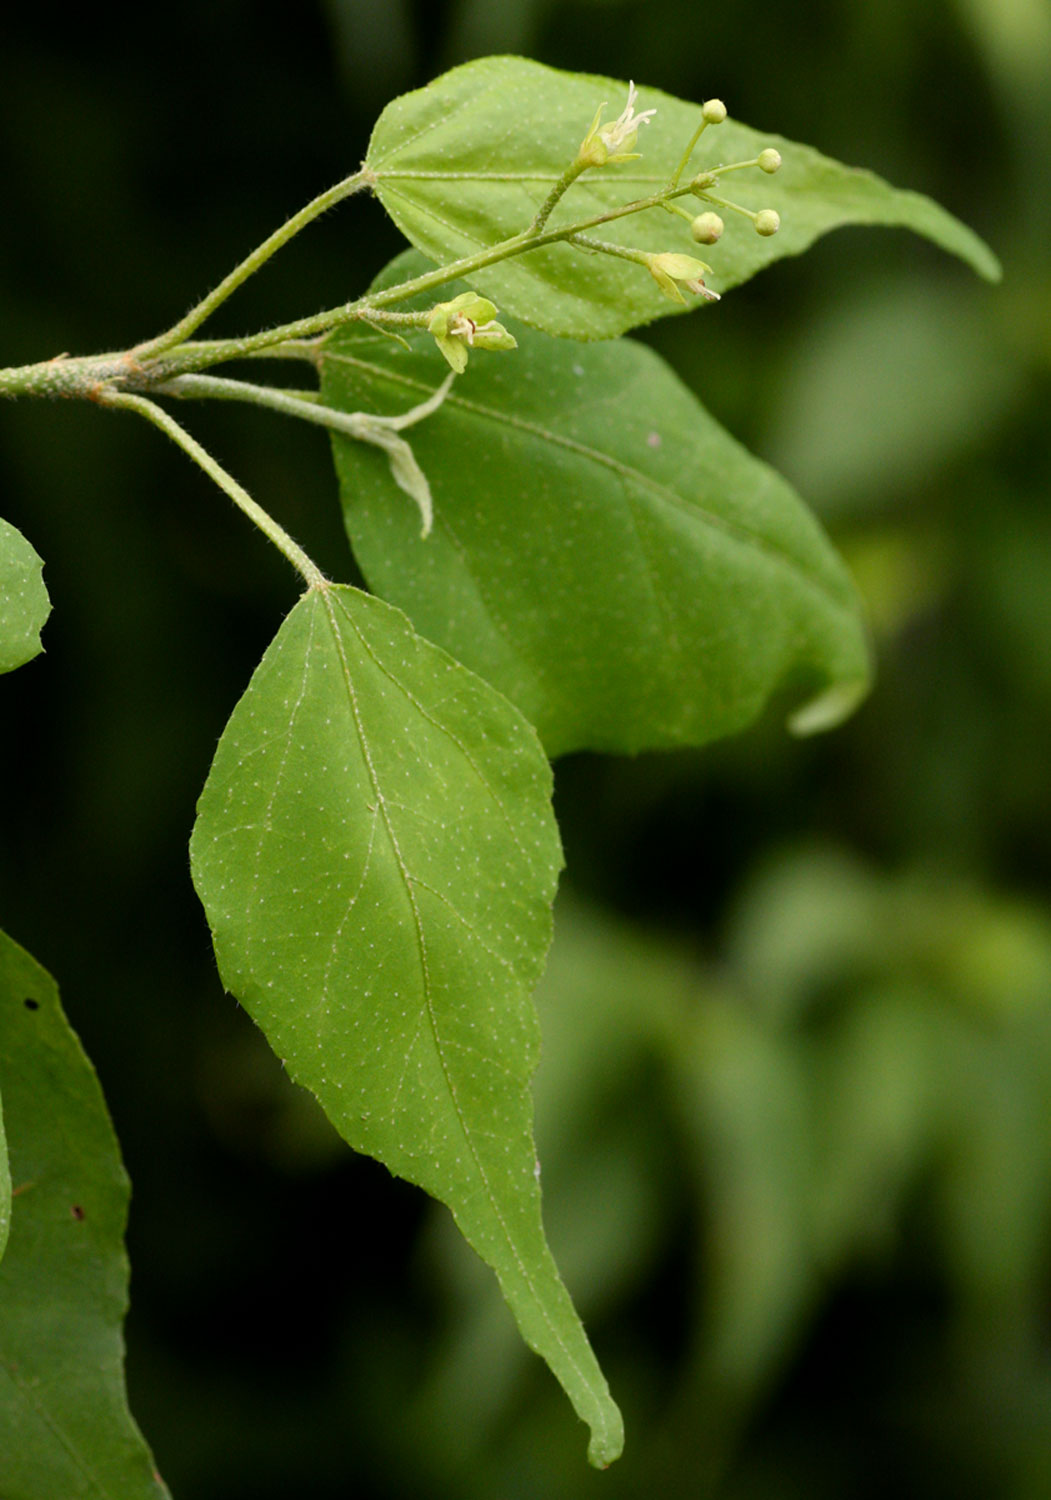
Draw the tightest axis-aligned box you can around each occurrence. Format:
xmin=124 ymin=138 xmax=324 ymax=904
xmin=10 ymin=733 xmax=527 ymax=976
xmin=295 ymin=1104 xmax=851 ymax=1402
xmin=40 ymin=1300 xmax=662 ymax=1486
xmin=698 ymin=191 xmax=763 ymax=223
xmin=155 ymin=371 xmax=452 ymax=435
xmin=670 ymin=119 xmax=711 ymax=187
xmin=98 ymin=389 xmax=327 ymax=591
xmin=157 ymin=371 xmax=455 ymax=538
xmin=2 ymin=172 xmax=706 ymax=396
xmin=150 ymin=177 xmax=708 ymax=371
xmin=527 ymin=160 xmax=589 ymax=235
xmin=567 ymin=234 xmax=649 ymax=266
xmin=133 ymin=169 xmax=373 ymax=360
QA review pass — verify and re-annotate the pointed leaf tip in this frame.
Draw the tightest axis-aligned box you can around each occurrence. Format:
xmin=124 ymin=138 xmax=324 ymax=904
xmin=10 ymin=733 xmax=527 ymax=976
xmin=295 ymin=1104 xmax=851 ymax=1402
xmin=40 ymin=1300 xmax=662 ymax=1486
xmin=366 ymin=56 xmax=1001 ymax=339
xmin=190 ymin=584 xmax=622 ymax=1462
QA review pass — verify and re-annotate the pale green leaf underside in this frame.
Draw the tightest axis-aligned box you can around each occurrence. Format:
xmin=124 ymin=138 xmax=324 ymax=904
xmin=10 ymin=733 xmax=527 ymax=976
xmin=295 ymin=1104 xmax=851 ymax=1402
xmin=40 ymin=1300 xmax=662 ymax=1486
xmin=322 ymin=252 xmax=871 ymax=759
xmin=0 ymin=930 xmax=168 ymax=1500
xmin=0 ymin=517 xmax=50 ymax=674
xmin=189 ymin=585 xmax=622 ymax=1466
xmin=365 ymin=56 xmax=1000 ymax=340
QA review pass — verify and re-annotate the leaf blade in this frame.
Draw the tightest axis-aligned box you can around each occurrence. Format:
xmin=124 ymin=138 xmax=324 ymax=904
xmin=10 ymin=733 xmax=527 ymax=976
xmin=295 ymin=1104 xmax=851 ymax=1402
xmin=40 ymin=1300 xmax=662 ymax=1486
xmin=365 ymin=57 xmax=1000 ymax=340
xmin=190 ymin=585 xmax=623 ymax=1466
xmin=0 ymin=931 xmax=168 ymax=1500
xmin=0 ymin=1085 xmax=9 ymax=1265
xmin=0 ymin=517 xmax=50 ymax=674
xmin=322 ymin=253 xmax=871 ymax=758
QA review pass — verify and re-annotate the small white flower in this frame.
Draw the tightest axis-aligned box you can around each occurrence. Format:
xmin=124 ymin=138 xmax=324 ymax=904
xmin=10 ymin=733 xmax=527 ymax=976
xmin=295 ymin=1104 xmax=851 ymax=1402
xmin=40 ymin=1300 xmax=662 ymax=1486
xmin=578 ymin=82 xmax=657 ymax=167
xmin=598 ymin=82 xmax=657 ymax=155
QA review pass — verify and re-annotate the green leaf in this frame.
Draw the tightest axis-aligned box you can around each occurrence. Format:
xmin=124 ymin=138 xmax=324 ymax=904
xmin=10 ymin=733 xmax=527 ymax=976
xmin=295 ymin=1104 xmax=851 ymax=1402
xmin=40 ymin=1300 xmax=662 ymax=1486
xmin=365 ymin=56 xmax=1000 ymax=340
xmin=189 ymin=584 xmax=623 ymax=1467
xmin=322 ymin=253 xmax=871 ymax=758
xmin=0 ymin=930 xmax=168 ymax=1500
xmin=0 ymin=517 xmax=50 ymax=674
xmin=0 ymin=1084 xmax=9 ymax=1265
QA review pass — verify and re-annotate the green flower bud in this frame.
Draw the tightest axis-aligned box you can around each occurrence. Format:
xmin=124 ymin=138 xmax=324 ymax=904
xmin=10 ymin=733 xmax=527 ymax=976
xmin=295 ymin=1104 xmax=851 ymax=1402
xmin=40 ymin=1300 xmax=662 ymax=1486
xmin=690 ymin=211 xmax=724 ymax=245
xmin=701 ymin=98 xmax=727 ymax=124
xmin=754 ymin=208 xmax=781 ymax=237
xmin=646 ymin=251 xmax=720 ymax=304
xmin=758 ymin=148 xmax=782 ymax=174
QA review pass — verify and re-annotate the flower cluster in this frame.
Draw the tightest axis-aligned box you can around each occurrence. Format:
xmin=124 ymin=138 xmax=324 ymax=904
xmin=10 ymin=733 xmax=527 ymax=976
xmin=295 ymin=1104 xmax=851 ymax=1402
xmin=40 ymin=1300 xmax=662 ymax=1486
xmin=567 ymin=84 xmax=784 ymax=307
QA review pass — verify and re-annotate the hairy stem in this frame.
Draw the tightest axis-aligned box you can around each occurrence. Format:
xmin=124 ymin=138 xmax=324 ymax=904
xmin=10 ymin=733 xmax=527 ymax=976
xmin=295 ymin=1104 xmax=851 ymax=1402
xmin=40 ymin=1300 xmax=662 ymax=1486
xmin=362 ymin=180 xmax=702 ymax=314
xmin=156 ymin=370 xmax=452 ymax=437
xmin=567 ymin=233 xmax=649 ymax=265
xmin=1 ymin=173 xmax=704 ymax=395
xmin=133 ymin=169 xmax=373 ymax=360
xmin=527 ymin=159 xmax=590 ymax=235
xmin=670 ymin=119 xmax=712 ymax=187
xmin=142 ymin=177 xmax=707 ymax=373
xmin=98 ymin=390 xmax=326 ymax=591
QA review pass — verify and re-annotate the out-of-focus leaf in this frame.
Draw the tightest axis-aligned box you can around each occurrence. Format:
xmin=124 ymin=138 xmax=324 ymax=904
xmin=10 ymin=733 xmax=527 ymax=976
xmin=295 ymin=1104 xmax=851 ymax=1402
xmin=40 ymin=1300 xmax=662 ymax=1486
xmin=725 ymin=847 xmax=884 ymax=1023
xmin=190 ymin=584 xmax=622 ymax=1467
xmin=677 ymin=998 xmax=814 ymax=1395
xmin=812 ymin=986 xmax=933 ymax=1265
xmin=365 ymin=57 xmax=1000 ymax=340
xmin=324 ymin=254 xmax=871 ymax=758
xmin=934 ymin=1015 xmax=1051 ymax=1320
xmin=765 ymin=278 xmax=1020 ymax=515
xmin=0 ymin=930 xmax=168 ymax=1500
xmin=0 ymin=517 xmax=50 ymax=674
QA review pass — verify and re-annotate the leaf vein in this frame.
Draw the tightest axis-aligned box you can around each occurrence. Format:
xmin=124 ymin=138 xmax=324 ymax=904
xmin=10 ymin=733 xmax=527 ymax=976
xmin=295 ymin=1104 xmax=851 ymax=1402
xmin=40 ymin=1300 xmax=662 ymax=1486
xmin=325 ymin=589 xmax=534 ymax=869
xmin=322 ymin=351 xmax=852 ymax=615
xmin=317 ymin=804 xmax=382 ymax=1044
xmin=316 ymin=591 xmax=590 ymax=1397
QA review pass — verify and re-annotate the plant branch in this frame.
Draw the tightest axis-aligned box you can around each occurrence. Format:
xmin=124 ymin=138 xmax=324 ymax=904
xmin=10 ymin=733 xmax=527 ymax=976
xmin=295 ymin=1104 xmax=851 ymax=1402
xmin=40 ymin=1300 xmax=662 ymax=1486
xmin=566 ymin=234 xmax=648 ymax=265
xmin=133 ymin=169 xmax=373 ymax=361
xmin=147 ymin=176 xmax=710 ymax=370
xmin=1 ymin=173 xmax=710 ymax=396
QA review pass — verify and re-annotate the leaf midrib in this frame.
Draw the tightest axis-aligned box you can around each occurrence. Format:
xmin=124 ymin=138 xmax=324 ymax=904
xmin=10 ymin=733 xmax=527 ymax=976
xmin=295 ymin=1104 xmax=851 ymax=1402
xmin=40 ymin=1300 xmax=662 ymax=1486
xmin=312 ymin=589 xmax=600 ymax=1417
xmin=323 ymin=348 xmax=855 ymax=617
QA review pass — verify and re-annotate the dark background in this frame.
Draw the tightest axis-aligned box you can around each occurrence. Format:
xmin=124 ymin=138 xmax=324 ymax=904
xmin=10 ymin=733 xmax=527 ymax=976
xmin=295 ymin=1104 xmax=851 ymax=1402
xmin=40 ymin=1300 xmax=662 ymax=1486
xmin=2 ymin=3 xmax=1049 ymax=1496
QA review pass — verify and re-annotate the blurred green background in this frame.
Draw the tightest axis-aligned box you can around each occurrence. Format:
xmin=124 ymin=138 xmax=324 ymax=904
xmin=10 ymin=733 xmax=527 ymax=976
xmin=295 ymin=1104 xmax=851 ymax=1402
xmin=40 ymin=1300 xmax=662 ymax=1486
xmin=1 ymin=2 xmax=1049 ymax=1496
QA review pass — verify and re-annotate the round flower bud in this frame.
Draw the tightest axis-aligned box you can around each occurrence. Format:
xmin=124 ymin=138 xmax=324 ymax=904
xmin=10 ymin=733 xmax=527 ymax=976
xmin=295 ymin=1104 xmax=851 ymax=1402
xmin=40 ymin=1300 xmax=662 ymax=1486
xmin=691 ymin=211 xmax=724 ymax=245
xmin=701 ymin=98 xmax=727 ymax=124
xmin=755 ymin=208 xmax=781 ymax=236
xmin=758 ymin=148 xmax=782 ymax=174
